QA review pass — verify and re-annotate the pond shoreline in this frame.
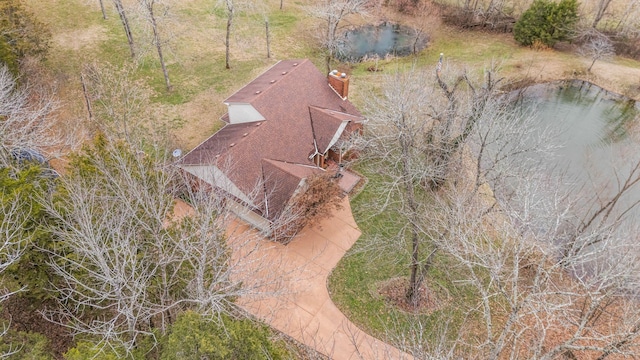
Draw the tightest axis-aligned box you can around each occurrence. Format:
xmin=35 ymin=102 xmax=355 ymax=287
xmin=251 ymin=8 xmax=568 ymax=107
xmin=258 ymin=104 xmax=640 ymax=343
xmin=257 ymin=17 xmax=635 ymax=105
xmin=510 ymin=78 xmax=640 ymax=109
xmin=521 ymin=70 xmax=640 ymax=103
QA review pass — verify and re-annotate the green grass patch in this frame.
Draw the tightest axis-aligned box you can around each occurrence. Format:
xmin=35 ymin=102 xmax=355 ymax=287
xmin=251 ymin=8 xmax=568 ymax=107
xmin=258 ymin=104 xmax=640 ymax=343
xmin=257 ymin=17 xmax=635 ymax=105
xmin=615 ymin=56 xmax=640 ymax=68
xmin=268 ymin=12 xmax=299 ymax=29
xmin=328 ymin=162 xmax=480 ymax=348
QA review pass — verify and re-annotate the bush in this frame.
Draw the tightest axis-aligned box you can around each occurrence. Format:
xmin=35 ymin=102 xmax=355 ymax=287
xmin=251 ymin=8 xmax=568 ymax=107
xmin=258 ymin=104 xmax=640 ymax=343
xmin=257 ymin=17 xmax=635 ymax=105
xmin=160 ymin=311 xmax=287 ymax=360
xmin=0 ymin=330 xmax=52 ymax=360
xmin=64 ymin=340 xmax=155 ymax=360
xmin=271 ymin=173 xmax=343 ymax=244
xmin=0 ymin=0 xmax=50 ymax=74
xmin=513 ymin=0 xmax=578 ymax=47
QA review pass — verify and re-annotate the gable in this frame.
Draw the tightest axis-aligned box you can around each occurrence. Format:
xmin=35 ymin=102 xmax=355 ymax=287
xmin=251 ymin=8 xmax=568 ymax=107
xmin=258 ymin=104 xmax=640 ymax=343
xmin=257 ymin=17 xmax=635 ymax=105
xmin=309 ymin=106 xmax=362 ymax=154
xmin=261 ymin=159 xmax=320 ymax=220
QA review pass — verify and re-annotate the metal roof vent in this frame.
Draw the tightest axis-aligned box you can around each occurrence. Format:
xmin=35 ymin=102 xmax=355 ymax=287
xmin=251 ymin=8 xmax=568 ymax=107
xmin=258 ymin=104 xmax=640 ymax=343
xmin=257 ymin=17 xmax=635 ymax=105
xmin=293 ymin=62 xmax=298 ymax=66
xmin=281 ymin=71 xmax=287 ymax=75
xmin=255 ymin=90 xmax=261 ymax=94
xmin=243 ymin=132 xmax=248 ymax=137
xmin=229 ymin=143 xmax=235 ymax=147
xmin=270 ymin=80 xmax=276 ymax=83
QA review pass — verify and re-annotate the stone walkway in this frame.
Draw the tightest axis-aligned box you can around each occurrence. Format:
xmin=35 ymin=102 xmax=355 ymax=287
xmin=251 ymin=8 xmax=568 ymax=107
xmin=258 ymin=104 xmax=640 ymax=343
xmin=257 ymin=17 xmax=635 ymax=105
xmin=227 ymin=198 xmax=413 ymax=360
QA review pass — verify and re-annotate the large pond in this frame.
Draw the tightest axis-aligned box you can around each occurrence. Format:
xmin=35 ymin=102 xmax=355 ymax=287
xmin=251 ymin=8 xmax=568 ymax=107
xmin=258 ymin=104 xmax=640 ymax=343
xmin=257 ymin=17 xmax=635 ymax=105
xmin=513 ymin=80 xmax=640 ymax=216
xmin=336 ymin=22 xmax=428 ymax=62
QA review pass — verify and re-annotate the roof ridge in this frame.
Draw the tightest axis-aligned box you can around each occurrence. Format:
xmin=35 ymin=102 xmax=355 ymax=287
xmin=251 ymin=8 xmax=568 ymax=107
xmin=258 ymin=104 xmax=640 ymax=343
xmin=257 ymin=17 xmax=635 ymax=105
xmin=223 ymin=60 xmax=282 ymax=102
xmin=224 ymin=59 xmax=309 ymax=104
xmin=261 ymin=158 xmax=320 ymax=177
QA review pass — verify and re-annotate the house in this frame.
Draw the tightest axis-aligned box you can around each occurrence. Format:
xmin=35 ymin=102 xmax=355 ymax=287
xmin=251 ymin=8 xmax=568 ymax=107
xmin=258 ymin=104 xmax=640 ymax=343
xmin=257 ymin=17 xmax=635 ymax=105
xmin=178 ymin=59 xmax=364 ymax=233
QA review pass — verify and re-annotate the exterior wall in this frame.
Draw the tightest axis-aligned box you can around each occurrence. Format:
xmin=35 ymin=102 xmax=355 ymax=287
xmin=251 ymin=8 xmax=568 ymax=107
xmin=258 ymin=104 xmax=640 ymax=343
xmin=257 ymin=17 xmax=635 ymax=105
xmin=179 ymin=164 xmax=256 ymax=206
xmin=328 ymin=122 xmax=363 ymax=163
xmin=180 ymin=164 xmax=275 ymax=234
xmin=346 ymin=121 xmax=363 ymax=134
xmin=226 ymin=103 xmax=265 ymax=124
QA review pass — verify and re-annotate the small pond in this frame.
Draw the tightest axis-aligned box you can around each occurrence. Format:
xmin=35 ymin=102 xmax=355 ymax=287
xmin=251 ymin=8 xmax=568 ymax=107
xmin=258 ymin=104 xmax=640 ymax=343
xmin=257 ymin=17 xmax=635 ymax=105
xmin=336 ymin=22 xmax=428 ymax=62
xmin=513 ymin=80 xmax=640 ymax=216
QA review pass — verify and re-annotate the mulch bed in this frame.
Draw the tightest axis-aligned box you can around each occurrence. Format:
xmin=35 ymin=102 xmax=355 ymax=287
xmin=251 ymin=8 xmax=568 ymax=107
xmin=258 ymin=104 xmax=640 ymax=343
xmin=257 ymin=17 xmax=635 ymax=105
xmin=377 ymin=277 xmax=442 ymax=314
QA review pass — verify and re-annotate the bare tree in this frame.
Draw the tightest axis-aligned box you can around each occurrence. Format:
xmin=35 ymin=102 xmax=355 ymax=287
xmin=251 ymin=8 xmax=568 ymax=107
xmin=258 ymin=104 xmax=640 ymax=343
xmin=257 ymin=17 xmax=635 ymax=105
xmin=382 ymin=108 xmax=640 ymax=358
xmin=265 ymin=18 xmax=271 ymax=59
xmin=137 ymin=0 xmax=172 ymax=91
xmin=356 ymin=67 xmax=438 ymax=305
xmin=111 ymin=0 xmax=136 ymax=59
xmin=579 ymin=29 xmax=615 ymax=72
xmin=221 ymin=0 xmax=235 ymax=69
xmin=0 ymin=65 xmax=59 ymax=168
xmin=0 ymin=196 xmax=32 ymax=303
xmin=356 ymin=59 xmax=503 ymax=305
xmin=591 ymin=0 xmax=614 ymax=28
xmin=307 ymin=0 xmax=371 ymax=72
xmin=405 ymin=75 xmax=640 ymax=359
xmin=40 ymin=139 xmax=273 ymax=355
xmin=419 ymin=176 xmax=640 ymax=359
xmin=613 ymin=0 xmax=640 ymax=33
xmin=81 ymin=62 xmax=151 ymax=144
xmin=253 ymin=1 xmax=272 ymax=59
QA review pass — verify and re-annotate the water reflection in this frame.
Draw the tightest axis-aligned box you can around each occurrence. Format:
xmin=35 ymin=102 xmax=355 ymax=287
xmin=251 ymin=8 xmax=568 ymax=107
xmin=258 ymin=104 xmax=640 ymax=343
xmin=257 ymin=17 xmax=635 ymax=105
xmin=514 ymin=80 xmax=638 ymax=167
xmin=513 ymin=80 xmax=640 ymax=217
xmin=336 ymin=23 xmax=428 ymax=62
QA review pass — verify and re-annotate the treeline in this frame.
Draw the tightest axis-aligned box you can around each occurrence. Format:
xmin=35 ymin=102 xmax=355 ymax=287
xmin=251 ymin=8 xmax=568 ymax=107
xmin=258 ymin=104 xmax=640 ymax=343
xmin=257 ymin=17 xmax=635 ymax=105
xmin=396 ymin=0 xmax=640 ymax=60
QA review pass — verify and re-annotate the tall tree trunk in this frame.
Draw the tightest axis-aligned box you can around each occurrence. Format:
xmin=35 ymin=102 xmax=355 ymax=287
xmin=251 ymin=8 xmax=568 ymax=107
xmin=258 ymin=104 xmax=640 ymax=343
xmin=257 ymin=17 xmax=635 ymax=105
xmin=325 ymin=19 xmax=333 ymax=73
xmin=398 ymin=115 xmax=425 ymax=305
xmin=80 ymin=72 xmax=93 ymax=121
xmin=588 ymin=57 xmax=597 ymax=72
xmin=146 ymin=1 xmax=172 ymax=91
xmin=592 ymin=0 xmax=613 ymax=28
xmin=225 ymin=0 xmax=233 ymax=70
xmin=113 ymin=0 xmax=135 ymax=58
xmin=99 ymin=0 xmax=107 ymax=19
xmin=265 ymin=19 xmax=271 ymax=59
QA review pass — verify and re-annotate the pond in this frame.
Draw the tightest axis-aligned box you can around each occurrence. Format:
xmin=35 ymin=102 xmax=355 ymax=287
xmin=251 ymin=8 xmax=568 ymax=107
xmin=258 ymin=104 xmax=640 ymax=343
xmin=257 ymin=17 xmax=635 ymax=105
xmin=335 ymin=22 xmax=428 ymax=62
xmin=513 ymin=80 xmax=640 ymax=217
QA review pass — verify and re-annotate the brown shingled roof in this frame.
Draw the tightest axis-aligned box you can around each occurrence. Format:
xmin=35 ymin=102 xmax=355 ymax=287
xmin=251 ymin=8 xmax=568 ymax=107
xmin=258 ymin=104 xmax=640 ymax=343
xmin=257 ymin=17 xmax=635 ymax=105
xmin=180 ymin=59 xmax=364 ymax=222
xmin=261 ymin=159 xmax=320 ymax=219
xmin=180 ymin=122 xmax=263 ymax=165
xmin=309 ymin=106 xmax=363 ymax=154
xmin=225 ymin=61 xmax=305 ymax=104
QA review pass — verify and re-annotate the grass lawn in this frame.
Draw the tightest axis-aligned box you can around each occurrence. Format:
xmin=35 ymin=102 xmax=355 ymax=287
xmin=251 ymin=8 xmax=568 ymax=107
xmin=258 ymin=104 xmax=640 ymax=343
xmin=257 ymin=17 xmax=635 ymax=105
xmin=23 ymin=0 xmax=323 ymax=149
xmin=327 ymin=162 xmax=482 ymax=349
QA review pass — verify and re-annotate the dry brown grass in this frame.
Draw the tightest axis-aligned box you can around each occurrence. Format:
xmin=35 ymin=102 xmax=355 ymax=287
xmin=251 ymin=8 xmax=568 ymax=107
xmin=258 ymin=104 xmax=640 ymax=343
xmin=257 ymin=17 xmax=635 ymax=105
xmin=22 ymin=0 xmax=640 ymax=156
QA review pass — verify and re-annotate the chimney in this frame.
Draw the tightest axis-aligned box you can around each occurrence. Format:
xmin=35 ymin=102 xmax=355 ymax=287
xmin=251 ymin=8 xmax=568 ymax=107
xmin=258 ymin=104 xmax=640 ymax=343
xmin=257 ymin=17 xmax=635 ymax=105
xmin=328 ymin=70 xmax=349 ymax=99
